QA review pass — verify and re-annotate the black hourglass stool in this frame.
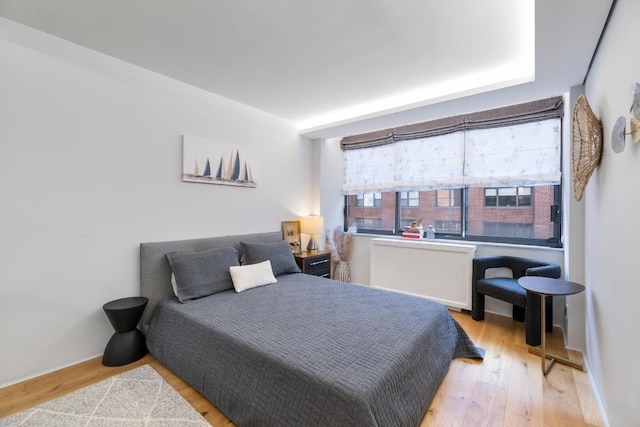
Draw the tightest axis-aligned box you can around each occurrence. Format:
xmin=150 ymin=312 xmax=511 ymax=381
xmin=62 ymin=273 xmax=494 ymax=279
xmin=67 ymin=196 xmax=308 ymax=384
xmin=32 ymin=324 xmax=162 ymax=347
xmin=102 ymin=296 xmax=148 ymax=367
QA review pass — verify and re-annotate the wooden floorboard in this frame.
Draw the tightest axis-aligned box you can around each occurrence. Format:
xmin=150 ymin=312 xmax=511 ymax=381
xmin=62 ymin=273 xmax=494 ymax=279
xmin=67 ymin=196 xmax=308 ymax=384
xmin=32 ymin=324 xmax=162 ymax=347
xmin=0 ymin=311 xmax=603 ymax=426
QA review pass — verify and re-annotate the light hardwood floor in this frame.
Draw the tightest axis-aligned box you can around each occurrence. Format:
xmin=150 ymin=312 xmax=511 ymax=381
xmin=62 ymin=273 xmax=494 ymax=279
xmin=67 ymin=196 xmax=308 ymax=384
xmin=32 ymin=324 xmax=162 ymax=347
xmin=0 ymin=311 xmax=603 ymax=426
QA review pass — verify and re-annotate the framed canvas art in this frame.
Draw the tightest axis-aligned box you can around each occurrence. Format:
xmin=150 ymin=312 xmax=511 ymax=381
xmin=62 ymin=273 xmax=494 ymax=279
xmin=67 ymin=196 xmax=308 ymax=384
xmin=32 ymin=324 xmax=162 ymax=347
xmin=182 ymin=135 xmax=257 ymax=187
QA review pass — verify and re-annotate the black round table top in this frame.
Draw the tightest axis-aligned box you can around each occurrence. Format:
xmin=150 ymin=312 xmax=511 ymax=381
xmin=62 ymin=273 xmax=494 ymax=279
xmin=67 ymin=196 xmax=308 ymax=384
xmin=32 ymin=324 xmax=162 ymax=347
xmin=518 ymin=276 xmax=585 ymax=296
xmin=103 ymin=296 xmax=148 ymax=312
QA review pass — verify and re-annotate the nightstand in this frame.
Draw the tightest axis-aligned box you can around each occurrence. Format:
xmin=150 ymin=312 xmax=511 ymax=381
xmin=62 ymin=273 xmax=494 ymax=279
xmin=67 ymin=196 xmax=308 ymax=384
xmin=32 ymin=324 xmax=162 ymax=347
xmin=102 ymin=296 xmax=148 ymax=367
xmin=295 ymin=251 xmax=331 ymax=278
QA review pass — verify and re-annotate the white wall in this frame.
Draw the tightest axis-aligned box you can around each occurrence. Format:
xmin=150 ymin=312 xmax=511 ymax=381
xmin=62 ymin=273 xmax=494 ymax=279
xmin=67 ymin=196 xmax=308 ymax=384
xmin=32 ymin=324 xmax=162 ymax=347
xmin=582 ymin=0 xmax=640 ymax=424
xmin=319 ymin=137 xmax=345 ymax=233
xmin=562 ymin=86 xmax=587 ymax=351
xmin=0 ymin=18 xmax=313 ymax=386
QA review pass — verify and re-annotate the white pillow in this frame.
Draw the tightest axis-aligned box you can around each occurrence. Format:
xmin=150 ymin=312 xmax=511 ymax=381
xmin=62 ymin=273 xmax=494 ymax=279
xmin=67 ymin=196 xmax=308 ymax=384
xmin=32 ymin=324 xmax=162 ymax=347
xmin=170 ymin=273 xmax=178 ymax=296
xmin=230 ymin=260 xmax=277 ymax=293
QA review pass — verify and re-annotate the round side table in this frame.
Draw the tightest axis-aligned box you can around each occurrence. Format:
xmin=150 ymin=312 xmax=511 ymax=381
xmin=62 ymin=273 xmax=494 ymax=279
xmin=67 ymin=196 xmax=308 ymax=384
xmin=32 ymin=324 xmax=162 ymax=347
xmin=102 ymin=296 xmax=148 ymax=367
xmin=518 ymin=277 xmax=585 ymax=375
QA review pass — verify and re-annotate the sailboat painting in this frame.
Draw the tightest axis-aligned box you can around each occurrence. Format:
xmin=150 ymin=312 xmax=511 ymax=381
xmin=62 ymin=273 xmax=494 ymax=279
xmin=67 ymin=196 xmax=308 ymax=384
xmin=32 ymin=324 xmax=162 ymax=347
xmin=182 ymin=135 xmax=257 ymax=187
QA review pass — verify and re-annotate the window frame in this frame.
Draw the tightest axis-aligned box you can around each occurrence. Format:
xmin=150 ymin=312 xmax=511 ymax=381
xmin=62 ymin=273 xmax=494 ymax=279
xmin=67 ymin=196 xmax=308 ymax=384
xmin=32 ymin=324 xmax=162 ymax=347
xmin=355 ymin=192 xmax=382 ymax=208
xmin=345 ymin=186 xmax=562 ymax=248
xmin=484 ymin=186 xmax=533 ymax=208
xmin=436 ymin=189 xmax=461 ymax=208
xmin=399 ymin=191 xmax=420 ymax=207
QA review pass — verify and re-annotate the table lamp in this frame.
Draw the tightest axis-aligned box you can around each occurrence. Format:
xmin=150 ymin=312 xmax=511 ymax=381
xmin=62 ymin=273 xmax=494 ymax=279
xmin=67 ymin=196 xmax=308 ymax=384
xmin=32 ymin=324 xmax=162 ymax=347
xmin=300 ymin=215 xmax=324 ymax=251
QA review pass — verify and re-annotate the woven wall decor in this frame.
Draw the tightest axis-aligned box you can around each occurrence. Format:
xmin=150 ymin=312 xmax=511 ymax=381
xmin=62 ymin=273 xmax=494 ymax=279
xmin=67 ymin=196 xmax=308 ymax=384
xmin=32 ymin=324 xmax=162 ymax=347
xmin=631 ymin=83 xmax=640 ymax=143
xmin=572 ymin=95 xmax=603 ymax=201
xmin=631 ymin=117 xmax=640 ymax=143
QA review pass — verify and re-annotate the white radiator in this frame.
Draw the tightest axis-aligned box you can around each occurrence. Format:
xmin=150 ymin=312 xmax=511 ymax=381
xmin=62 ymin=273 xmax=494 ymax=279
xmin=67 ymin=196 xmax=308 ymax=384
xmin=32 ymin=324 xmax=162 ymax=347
xmin=370 ymin=238 xmax=476 ymax=310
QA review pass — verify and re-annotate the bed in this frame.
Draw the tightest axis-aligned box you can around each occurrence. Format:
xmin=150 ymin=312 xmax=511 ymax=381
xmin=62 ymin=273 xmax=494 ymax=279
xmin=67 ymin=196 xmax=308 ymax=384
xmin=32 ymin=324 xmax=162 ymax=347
xmin=141 ymin=232 xmax=483 ymax=427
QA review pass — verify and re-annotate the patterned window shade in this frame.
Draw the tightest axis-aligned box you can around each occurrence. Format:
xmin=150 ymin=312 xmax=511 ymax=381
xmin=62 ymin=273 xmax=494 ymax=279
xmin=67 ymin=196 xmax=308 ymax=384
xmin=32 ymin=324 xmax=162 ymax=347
xmin=463 ymin=118 xmax=561 ymax=187
xmin=394 ymin=132 xmax=465 ymax=191
xmin=341 ymin=96 xmax=563 ymax=194
xmin=342 ymin=118 xmax=561 ymax=194
xmin=343 ymin=144 xmax=395 ymax=194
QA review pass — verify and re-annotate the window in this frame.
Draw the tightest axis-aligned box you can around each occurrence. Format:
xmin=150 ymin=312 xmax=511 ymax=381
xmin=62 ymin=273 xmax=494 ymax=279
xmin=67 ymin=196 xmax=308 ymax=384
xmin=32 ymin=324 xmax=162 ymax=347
xmin=485 ymin=187 xmax=532 ymax=207
xmin=356 ymin=192 xmax=382 ymax=207
xmin=341 ymin=97 xmax=563 ymax=247
xmin=348 ymin=189 xmax=465 ymax=237
xmin=346 ymin=185 xmax=559 ymax=244
xmin=484 ymin=222 xmax=533 ymax=239
xmin=437 ymin=189 xmax=461 ymax=207
xmin=347 ymin=192 xmax=396 ymax=233
xmin=435 ymin=220 xmax=461 ymax=233
xmin=400 ymin=191 xmax=420 ymax=207
xmin=355 ymin=218 xmax=382 ymax=229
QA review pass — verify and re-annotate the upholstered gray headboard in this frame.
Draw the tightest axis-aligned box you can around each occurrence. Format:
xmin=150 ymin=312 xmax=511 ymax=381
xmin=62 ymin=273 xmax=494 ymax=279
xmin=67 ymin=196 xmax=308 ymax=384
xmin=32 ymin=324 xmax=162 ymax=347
xmin=139 ymin=231 xmax=282 ymax=331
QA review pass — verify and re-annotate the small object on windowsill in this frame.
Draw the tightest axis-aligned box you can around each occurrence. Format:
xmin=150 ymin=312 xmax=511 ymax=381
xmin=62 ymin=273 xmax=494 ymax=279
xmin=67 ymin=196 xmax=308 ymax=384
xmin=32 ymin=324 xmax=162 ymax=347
xmin=402 ymin=232 xmax=422 ymax=239
xmin=426 ymin=225 xmax=436 ymax=239
xmin=403 ymin=224 xmax=424 ymax=239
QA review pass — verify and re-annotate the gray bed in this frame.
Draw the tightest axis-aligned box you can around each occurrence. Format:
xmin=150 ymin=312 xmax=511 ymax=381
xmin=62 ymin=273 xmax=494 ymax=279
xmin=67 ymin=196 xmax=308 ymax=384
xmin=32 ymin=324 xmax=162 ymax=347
xmin=141 ymin=232 xmax=483 ymax=427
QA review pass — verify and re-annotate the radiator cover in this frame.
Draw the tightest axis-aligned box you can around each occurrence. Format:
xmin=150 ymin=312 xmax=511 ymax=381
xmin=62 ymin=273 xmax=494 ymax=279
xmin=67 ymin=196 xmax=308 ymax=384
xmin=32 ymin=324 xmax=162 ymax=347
xmin=370 ymin=238 xmax=476 ymax=310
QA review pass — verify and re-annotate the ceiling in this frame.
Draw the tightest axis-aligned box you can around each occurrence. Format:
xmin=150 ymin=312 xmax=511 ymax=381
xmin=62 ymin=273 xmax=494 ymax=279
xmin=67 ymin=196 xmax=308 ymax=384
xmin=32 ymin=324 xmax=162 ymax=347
xmin=0 ymin=0 xmax=612 ymax=138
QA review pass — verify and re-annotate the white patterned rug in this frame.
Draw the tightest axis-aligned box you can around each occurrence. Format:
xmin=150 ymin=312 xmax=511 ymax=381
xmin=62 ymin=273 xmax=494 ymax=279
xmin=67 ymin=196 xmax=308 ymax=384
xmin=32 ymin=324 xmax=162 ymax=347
xmin=0 ymin=365 xmax=210 ymax=426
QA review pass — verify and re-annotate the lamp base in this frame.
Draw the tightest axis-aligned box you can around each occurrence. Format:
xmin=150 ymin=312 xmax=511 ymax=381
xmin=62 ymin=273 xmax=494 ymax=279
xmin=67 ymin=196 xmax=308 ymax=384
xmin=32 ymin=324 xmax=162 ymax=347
xmin=307 ymin=235 xmax=319 ymax=251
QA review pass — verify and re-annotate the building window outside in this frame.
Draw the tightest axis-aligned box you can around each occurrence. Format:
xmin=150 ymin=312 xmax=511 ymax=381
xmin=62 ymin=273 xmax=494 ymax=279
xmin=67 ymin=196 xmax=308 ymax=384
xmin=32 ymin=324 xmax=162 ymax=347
xmin=484 ymin=187 xmax=532 ymax=207
xmin=356 ymin=192 xmax=382 ymax=207
xmin=355 ymin=218 xmax=382 ymax=229
xmin=435 ymin=220 xmax=461 ymax=233
xmin=400 ymin=191 xmax=420 ymax=207
xmin=436 ymin=189 xmax=461 ymax=207
xmin=484 ymin=222 xmax=534 ymax=239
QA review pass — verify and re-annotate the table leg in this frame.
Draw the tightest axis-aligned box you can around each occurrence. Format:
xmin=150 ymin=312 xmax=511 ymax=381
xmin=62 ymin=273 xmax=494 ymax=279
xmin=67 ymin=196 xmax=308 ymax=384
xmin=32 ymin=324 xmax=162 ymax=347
xmin=528 ymin=293 xmax=584 ymax=375
xmin=540 ymin=294 xmax=548 ymax=374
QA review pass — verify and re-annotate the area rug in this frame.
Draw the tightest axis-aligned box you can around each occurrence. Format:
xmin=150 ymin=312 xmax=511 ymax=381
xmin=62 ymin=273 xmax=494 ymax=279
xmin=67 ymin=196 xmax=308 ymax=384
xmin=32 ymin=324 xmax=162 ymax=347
xmin=0 ymin=364 xmax=210 ymax=426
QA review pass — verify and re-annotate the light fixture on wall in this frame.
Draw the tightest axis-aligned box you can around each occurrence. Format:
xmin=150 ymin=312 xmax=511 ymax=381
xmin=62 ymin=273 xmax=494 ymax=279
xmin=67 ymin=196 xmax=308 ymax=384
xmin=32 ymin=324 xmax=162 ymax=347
xmin=300 ymin=215 xmax=324 ymax=251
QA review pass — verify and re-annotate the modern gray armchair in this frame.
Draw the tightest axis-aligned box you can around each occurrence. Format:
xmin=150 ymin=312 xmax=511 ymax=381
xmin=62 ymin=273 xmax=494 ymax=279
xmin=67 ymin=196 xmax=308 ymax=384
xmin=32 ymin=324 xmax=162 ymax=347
xmin=472 ymin=256 xmax=561 ymax=346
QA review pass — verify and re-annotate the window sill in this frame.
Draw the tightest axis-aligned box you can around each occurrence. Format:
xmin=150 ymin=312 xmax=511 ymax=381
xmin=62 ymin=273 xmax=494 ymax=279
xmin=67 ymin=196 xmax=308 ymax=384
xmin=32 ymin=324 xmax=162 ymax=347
xmin=351 ymin=232 xmax=564 ymax=253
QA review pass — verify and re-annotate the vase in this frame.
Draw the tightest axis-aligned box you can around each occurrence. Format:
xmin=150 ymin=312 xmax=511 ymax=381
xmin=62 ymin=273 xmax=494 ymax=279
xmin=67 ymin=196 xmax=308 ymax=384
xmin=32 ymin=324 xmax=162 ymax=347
xmin=334 ymin=261 xmax=351 ymax=283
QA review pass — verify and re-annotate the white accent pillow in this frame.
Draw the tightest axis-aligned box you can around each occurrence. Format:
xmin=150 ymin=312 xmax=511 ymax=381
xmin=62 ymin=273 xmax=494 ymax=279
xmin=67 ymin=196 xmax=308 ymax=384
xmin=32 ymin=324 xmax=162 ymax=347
xmin=230 ymin=260 xmax=278 ymax=292
xmin=170 ymin=273 xmax=178 ymax=296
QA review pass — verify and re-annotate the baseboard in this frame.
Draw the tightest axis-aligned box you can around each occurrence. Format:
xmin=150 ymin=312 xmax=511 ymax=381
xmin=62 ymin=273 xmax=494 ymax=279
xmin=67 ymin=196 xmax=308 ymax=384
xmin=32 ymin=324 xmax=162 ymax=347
xmin=581 ymin=354 xmax=611 ymax=427
xmin=0 ymin=353 xmax=102 ymax=389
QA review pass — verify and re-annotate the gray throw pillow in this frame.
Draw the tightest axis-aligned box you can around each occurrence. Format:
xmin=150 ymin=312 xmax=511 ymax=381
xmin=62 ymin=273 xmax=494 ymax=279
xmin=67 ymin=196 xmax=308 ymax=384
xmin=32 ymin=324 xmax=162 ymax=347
xmin=166 ymin=246 xmax=239 ymax=303
xmin=240 ymin=240 xmax=301 ymax=276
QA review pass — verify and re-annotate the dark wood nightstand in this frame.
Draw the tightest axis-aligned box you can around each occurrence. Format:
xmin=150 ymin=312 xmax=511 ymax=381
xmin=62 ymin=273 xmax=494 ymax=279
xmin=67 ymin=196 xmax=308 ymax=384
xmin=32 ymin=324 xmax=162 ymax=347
xmin=295 ymin=251 xmax=331 ymax=278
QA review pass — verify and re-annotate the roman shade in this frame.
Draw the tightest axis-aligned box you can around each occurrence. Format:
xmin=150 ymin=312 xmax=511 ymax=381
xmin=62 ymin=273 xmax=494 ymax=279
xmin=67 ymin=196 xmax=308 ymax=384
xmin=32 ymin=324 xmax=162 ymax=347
xmin=341 ymin=96 xmax=564 ymax=150
xmin=342 ymin=97 xmax=563 ymax=194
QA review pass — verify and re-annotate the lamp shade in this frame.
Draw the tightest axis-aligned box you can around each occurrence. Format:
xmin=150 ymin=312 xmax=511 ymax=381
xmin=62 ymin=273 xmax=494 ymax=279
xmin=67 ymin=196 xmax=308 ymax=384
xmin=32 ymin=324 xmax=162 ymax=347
xmin=300 ymin=215 xmax=324 ymax=251
xmin=300 ymin=215 xmax=324 ymax=235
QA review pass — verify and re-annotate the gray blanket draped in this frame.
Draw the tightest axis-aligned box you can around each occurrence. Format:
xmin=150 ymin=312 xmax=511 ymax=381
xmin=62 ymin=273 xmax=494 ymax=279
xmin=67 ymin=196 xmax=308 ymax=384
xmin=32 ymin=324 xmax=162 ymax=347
xmin=146 ymin=273 xmax=483 ymax=427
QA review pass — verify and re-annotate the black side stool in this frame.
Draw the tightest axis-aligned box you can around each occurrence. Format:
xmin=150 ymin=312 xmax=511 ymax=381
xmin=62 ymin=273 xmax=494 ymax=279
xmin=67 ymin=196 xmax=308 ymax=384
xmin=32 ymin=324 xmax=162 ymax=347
xmin=102 ymin=296 xmax=148 ymax=367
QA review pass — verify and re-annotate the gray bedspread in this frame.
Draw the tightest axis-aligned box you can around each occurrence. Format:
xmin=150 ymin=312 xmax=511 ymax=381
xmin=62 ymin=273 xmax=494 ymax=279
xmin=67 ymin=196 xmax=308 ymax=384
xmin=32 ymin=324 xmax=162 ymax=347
xmin=146 ymin=273 xmax=483 ymax=427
